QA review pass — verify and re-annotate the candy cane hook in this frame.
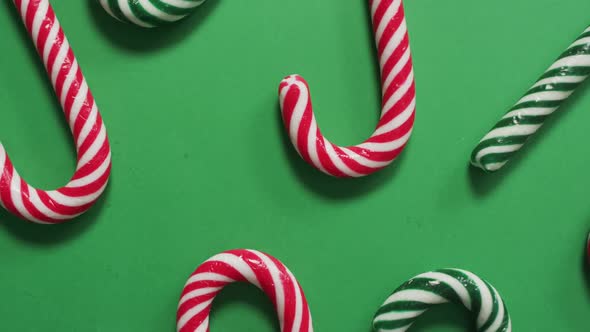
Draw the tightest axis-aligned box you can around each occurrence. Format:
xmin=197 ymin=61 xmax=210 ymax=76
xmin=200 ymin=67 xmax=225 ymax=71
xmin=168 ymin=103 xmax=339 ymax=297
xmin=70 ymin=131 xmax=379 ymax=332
xmin=2 ymin=0 xmax=112 ymax=224
xmin=374 ymin=269 xmax=511 ymax=332
xmin=176 ymin=249 xmax=313 ymax=332
xmin=471 ymin=25 xmax=590 ymax=172
xmin=98 ymin=0 xmax=207 ymax=28
xmin=279 ymin=0 xmax=416 ymax=177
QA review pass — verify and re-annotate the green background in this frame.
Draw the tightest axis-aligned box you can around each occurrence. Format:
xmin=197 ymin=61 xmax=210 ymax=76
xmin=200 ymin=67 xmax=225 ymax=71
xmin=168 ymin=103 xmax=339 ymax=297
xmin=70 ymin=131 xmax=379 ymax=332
xmin=1 ymin=0 xmax=589 ymax=331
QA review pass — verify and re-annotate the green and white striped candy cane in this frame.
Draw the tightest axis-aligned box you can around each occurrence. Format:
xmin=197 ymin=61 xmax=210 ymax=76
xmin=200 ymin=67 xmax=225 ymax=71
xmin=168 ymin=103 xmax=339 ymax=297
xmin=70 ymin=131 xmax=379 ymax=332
xmin=99 ymin=0 xmax=206 ymax=28
xmin=471 ymin=25 xmax=590 ymax=172
xmin=373 ymin=269 xmax=511 ymax=332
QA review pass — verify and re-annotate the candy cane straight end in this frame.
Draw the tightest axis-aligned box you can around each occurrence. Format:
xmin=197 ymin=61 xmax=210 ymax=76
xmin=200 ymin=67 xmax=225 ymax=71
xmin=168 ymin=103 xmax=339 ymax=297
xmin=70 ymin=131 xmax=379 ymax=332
xmin=278 ymin=0 xmax=416 ymax=178
xmin=98 ymin=0 xmax=207 ymax=28
xmin=176 ymin=249 xmax=313 ymax=332
xmin=374 ymin=269 xmax=512 ymax=332
xmin=470 ymin=25 xmax=590 ymax=173
xmin=4 ymin=0 xmax=112 ymax=224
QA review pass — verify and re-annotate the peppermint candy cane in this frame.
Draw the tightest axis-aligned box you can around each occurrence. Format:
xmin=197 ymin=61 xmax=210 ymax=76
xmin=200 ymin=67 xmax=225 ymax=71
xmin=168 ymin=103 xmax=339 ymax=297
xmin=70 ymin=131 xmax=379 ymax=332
xmin=373 ymin=269 xmax=511 ymax=332
xmin=99 ymin=0 xmax=206 ymax=28
xmin=2 ymin=0 xmax=112 ymax=224
xmin=279 ymin=0 xmax=415 ymax=177
xmin=176 ymin=249 xmax=312 ymax=332
xmin=471 ymin=25 xmax=590 ymax=172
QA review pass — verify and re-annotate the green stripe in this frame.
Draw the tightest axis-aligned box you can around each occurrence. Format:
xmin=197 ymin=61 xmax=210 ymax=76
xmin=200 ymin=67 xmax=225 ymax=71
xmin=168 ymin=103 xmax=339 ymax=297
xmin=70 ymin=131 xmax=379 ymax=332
xmin=373 ymin=317 xmax=414 ymax=330
xmin=558 ymin=43 xmax=590 ymax=58
xmin=510 ymin=99 xmax=562 ymax=111
xmin=128 ymin=2 xmax=169 ymax=26
xmin=106 ymin=0 xmax=128 ymax=22
xmin=539 ymin=66 xmax=590 ymax=80
xmin=479 ymin=151 xmax=514 ymax=167
xmin=471 ymin=135 xmax=529 ymax=163
xmin=477 ymin=281 xmax=500 ymax=331
xmin=491 ymin=114 xmax=547 ymax=130
xmin=375 ymin=300 xmax=431 ymax=315
xmin=524 ymin=82 xmax=578 ymax=95
xmin=149 ymin=0 xmax=195 ymax=16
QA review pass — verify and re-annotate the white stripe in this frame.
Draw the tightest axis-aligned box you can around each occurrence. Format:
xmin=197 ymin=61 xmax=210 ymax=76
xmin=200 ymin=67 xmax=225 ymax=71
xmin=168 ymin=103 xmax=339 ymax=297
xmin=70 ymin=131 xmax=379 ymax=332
xmin=357 ymin=129 xmax=412 ymax=152
xmin=164 ymin=0 xmax=206 ymax=9
xmin=50 ymin=39 xmax=70 ymax=86
xmin=375 ymin=0 xmax=401 ymax=43
xmin=77 ymin=102 xmax=99 ymax=148
xmin=184 ymin=272 xmax=234 ymax=286
xmin=77 ymin=123 xmax=107 ymax=168
xmin=138 ymin=0 xmax=186 ymax=22
xmin=60 ymin=60 xmax=79 ymax=109
xmin=381 ymin=70 xmax=414 ymax=119
xmin=178 ymin=287 xmax=221 ymax=307
xmin=9 ymin=172 xmax=44 ymax=223
xmin=462 ymin=270 xmax=494 ymax=328
xmin=548 ymin=54 xmax=590 ymax=70
xmin=516 ymin=90 xmax=573 ymax=104
xmin=474 ymin=144 xmax=524 ymax=165
xmin=531 ymin=75 xmax=587 ymax=89
xmin=375 ymin=91 xmax=415 ymax=136
xmin=205 ymin=253 xmax=261 ymax=288
xmin=502 ymin=106 xmax=557 ymax=119
xmin=42 ymin=19 xmax=59 ymax=67
xmin=20 ymin=0 xmax=29 ymax=19
xmin=251 ymin=250 xmax=286 ymax=329
xmin=323 ymin=138 xmax=361 ymax=177
xmin=69 ymin=79 xmax=89 ymax=128
xmin=416 ymin=271 xmax=471 ymax=309
xmin=373 ymin=309 xmax=426 ymax=323
xmin=379 ymin=18 xmax=408 ymax=69
xmin=286 ymin=268 xmax=304 ymax=332
xmin=46 ymin=182 xmax=108 ymax=208
xmin=31 ymin=0 xmax=49 ymax=43
xmin=569 ymin=36 xmax=590 ymax=48
xmin=382 ymin=289 xmax=448 ymax=306
xmin=67 ymin=152 xmax=111 ymax=188
xmin=382 ymin=48 xmax=411 ymax=96
xmin=117 ymin=0 xmax=154 ymax=27
xmin=481 ymin=124 xmax=541 ymax=142
xmin=176 ymin=298 xmax=213 ymax=330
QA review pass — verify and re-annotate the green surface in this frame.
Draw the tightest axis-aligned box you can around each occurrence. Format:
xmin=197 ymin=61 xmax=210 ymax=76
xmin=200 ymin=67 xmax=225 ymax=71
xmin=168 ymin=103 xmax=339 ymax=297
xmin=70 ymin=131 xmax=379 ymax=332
xmin=0 ymin=0 xmax=589 ymax=331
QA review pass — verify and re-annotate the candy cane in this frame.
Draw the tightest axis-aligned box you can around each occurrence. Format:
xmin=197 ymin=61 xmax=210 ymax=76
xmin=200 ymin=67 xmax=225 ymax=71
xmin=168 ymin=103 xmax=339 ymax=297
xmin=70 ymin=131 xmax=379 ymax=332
xmin=373 ymin=269 xmax=511 ymax=332
xmin=279 ymin=0 xmax=415 ymax=177
xmin=176 ymin=249 xmax=312 ymax=332
xmin=471 ymin=25 xmax=590 ymax=172
xmin=2 ymin=0 xmax=112 ymax=224
xmin=98 ymin=0 xmax=206 ymax=28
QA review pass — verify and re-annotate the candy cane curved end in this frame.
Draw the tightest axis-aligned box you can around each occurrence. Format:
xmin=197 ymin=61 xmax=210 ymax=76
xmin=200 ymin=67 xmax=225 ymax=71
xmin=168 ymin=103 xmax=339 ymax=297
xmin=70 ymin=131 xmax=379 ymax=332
xmin=279 ymin=0 xmax=416 ymax=178
xmin=3 ymin=0 xmax=112 ymax=224
xmin=176 ymin=249 xmax=313 ymax=332
xmin=373 ymin=269 xmax=512 ymax=332
xmin=471 ymin=25 xmax=590 ymax=172
xmin=98 ymin=0 xmax=207 ymax=28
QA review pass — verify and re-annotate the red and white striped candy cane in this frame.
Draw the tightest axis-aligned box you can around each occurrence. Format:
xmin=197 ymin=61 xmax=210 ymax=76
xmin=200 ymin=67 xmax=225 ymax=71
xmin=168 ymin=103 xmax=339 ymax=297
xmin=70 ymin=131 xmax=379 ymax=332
xmin=177 ymin=249 xmax=313 ymax=332
xmin=279 ymin=0 xmax=415 ymax=177
xmin=2 ymin=0 xmax=112 ymax=224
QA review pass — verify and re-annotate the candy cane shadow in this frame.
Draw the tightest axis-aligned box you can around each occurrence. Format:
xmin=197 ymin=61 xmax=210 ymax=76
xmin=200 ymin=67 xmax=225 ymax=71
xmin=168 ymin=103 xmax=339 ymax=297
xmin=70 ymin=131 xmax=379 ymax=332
xmin=275 ymin=102 xmax=410 ymax=199
xmin=583 ymin=234 xmax=590 ymax=299
xmin=0 ymin=184 xmax=111 ymax=245
xmin=467 ymin=84 xmax=589 ymax=197
xmin=205 ymin=283 xmax=280 ymax=330
xmin=87 ymin=0 xmax=219 ymax=52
